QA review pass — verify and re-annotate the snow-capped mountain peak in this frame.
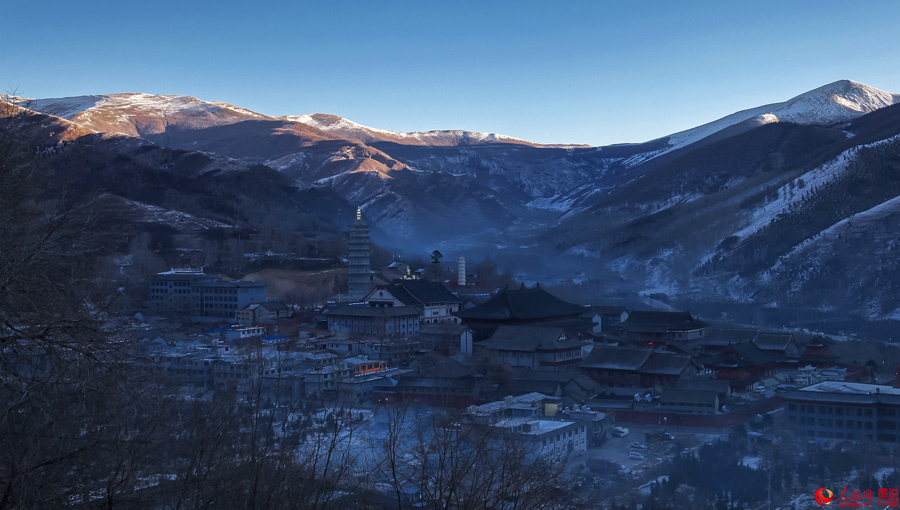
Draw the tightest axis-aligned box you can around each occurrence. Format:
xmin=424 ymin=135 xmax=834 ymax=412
xmin=661 ymin=80 xmax=900 ymax=155
xmin=19 ymin=93 xmax=269 ymax=137
xmin=280 ymin=112 xmax=529 ymax=147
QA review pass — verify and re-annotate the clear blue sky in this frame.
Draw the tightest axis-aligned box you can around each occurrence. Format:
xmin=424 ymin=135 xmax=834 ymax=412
xmin=3 ymin=1 xmax=900 ymax=145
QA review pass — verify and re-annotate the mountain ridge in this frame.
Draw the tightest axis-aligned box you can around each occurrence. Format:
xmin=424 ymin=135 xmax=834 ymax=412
xmin=8 ymin=80 xmax=900 ymax=319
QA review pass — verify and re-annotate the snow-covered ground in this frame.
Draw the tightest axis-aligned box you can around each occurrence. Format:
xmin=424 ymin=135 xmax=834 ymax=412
xmin=740 ymin=456 xmax=763 ymax=470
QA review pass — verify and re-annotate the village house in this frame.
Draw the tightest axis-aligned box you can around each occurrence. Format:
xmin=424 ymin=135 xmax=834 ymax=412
xmin=235 ymin=300 xmax=292 ymax=326
xmin=361 ymin=280 xmax=462 ymax=325
xmin=658 ymin=388 xmax=720 ymax=414
xmin=464 ymin=393 xmax=589 ymax=458
xmin=580 ymin=346 xmax=694 ymax=388
xmin=695 ymin=341 xmax=780 ymax=392
xmin=479 ymin=370 xmax=603 ymax=405
xmin=620 ymin=310 xmax=706 ymax=346
xmin=580 ymin=305 xmax=630 ymax=334
xmin=149 ymin=268 xmax=267 ymax=321
xmin=753 ymin=331 xmax=802 ymax=366
xmin=418 ymin=323 xmax=474 ymax=357
xmin=698 ymin=327 xmax=759 ymax=351
xmin=475 ymin=325 xmax=588 ymax=371
xmin=455 ymin=283 xmax=591 ymax=341
xmin=325 ymin=303 xmax=421 ymax=337
xmin=372 ymin=355 xmax=482 ymax=407
xmin=580 ymin=346 xmax=652 ymax=387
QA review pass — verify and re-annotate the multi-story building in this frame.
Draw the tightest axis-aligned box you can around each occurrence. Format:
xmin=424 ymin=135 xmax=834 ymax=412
xmin=783 ymin=381 xmax=900 ymax=442
xmin=464 ymin=392 xmax=588 ymax=458
xmin=475 ymin=325 xmax=588 ymax=371
xmin=621 ymin=310 xmax=706 ymax=346
xmin=325 ymin=304 xmax=421 ymax=337
xmin=580 ymin=346 xmax=692 ymax=388
xmin=236 ymin=300 xmax=292 ymax=325
xmin=148 ymin=269 xmax=266 ymax=321
xmin=191 ymin=280 xmax=267 ymax=320
xmin=362 ymin=280 xmax=462 ymax=325
xmin=149 ymin=268 xmax=217 ymax=313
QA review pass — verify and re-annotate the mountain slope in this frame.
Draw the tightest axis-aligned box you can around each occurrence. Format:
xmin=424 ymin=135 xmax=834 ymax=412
xmin=281 ymin=113 xmax=539 ymax=147
xmin=656 ymin=80 xmax=900 ymax=156
xmin=14 ymin=81 xmax=900 ymax=318
xmin=549 ymin=101 xmax=900 ymax=318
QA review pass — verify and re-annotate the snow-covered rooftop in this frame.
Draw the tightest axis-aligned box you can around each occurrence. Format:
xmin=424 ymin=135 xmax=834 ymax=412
xmin=800 ymin=381 xmax=900 ymax=396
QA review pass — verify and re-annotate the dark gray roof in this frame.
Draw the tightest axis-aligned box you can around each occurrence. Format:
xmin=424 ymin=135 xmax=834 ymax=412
xmin=494 ymin=379 xmax=561 ymax=396
xmin=260 ymin=300 xmax=290 ymax=312
xmin=701 ymin=327 xmax=758 ymax=346
xmin=478 ymin=325 xmax=578 ymax=352
xmin=581 ymin=346 xmax=652 ymax=370
xmin=456 ymin=284 xmax=586 ymax=321
xmin=389 ymin=280 xmax=461 ymax=305
xmin=622 ymin=310 xmax=706 ymax=332
xmin=325 ymin=304 xmax=420 ymax=318
xmin=660 ymin=388 xmax=718 ymax=406
xmin=699 ymin=342 xmax=780 ymax=369
xmin=513 ymin=370 xmax=598 ymax=392
xmin=728 ymin=341 xmax=780 ymax=366
xmin=419 ymin=356 xmax=478 ymax=379
xmin=754 ymin=332 xmax=794 ymax=351
xmin=392 ymin=377 xmax=476 ymax=391
xmin=676 ymin=378 xmax=731 ymax=394
xmin=639 ymin=353 xmax=692 ymax=375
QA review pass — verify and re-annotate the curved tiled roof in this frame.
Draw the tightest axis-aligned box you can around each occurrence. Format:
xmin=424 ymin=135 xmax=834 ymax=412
xmin=456 ymin=285 xmax=586 ymax=321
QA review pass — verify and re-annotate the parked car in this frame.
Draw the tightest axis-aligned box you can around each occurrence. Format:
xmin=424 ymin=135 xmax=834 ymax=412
xmin=611 ymin=426 xmax=629 ymax=438
xmin=630 ymin=442 xmax=647 ymax=450
xmin=629 ymin=452 xmax=645 ymax=460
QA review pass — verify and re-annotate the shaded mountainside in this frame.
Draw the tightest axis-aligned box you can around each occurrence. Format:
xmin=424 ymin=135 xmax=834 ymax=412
xmin=549 ymin=103 xmax=900 ymax=318
xmin=8 ymin=81 xmax=900 ymax=317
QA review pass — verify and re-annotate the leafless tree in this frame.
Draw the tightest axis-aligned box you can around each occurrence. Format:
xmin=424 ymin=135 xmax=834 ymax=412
xmin=0 ymin=94 xmax=153 ymax=509
xmin=375 ymin=406 xmax=585 ymax=510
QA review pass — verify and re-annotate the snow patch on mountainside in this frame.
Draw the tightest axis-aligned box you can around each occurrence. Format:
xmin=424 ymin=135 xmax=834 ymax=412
xmin=733 ymin=133 xmax=900 ymax=240
xmin=526 ymin=196 xmax=577 ymax=212
xmin=127 ymin=199 xmax=233 ymax=230
xmin=756 ymin=193 xmax=900 ymax=316
xmin=779 ymin=194 xmax=900 ymax=262
xmin=281 ymin=113 xmax=528 ymax=146
xmin=25 ymin=93 xmax=268 ymax=121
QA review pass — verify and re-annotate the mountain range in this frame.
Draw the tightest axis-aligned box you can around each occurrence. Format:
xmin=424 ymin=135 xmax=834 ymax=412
xmin=7 ymin=79 xmax=900 ymax=320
